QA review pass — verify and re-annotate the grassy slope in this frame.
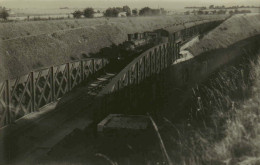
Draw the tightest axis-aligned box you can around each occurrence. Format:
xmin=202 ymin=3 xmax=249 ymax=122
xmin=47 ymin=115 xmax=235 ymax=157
xmin=0 ymin=15 xmax=225 ymax=81
xmin=188 ymin=13 xmax=260 ymax=56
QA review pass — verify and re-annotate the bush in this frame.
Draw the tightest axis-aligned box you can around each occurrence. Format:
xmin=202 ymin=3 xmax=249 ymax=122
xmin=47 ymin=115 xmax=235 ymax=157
xmin=104 ymin=7 xmax=120 ymax=17
xmin=0 ymin=7 xmax=9 ymax=20
xmin=139 ymin=7 xmax=152 ymax=16
xmin=139 ymin=7 xmax=163 ymax=16
xmin=83 ymin=7 xmax=94 ymax=18
xmin=132 ymin=9 xmax=138 ymax=16
xmin=123 ymin=5 xmax=131 ymax=16
xmin=185 ymin=11 xmax=190 ymax=15
xmin=72 ymin=10 xmax=82 ymax=18
xmin=197 ymin=10 xmax=204 ymax=15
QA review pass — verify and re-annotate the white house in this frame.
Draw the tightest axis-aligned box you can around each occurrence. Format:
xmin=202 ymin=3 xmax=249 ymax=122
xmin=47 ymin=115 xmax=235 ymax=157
xmin=93 ymin=12 xmax=104 ymax=18
xmin=118 ymin=12 xmax=127 ymax=17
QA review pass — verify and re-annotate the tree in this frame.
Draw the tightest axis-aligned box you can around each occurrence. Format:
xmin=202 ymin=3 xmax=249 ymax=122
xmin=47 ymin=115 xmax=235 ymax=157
xmin=132 ymin=9 xmax=138 ymax=16
xmin=217 ymin=9 xmax=226 ymax=14
xmin=160 ymin=8 xmax=167 ymax=15
xmin=123 ymin=5 xmax=131 ymax=16
xmin=72 ymin=10 xmax=83 ymax=18
xmin=139 ymin=7 xmax=162 ymax=16
xmin=209 ymin=5 xmax=214 ymax=9
xmin=197 ymin=10 xmax=203 ymax=15
xmin=0 ymin=7 xmax=9 ymax=20
xmin=116 ymin=7 xmax=123 ymax=12
xmin=184 ymin=11 xmax=190 ymax=15
xmin=104 ymin=8 xmax=120 ymax=17
xmin=83 ymin=7 xmax=94 ymax=18
xmin=139 ymin=7 xmax=152 ymax=16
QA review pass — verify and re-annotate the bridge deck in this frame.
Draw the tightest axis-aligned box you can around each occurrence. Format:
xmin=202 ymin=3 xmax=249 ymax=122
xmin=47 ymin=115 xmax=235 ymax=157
xmin=0 ymin=73 xmax=115 ymax=164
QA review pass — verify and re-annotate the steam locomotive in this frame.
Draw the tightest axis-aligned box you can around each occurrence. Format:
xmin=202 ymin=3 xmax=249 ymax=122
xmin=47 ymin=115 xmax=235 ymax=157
xmin=106 ymin=20 xmax=221 ymax=72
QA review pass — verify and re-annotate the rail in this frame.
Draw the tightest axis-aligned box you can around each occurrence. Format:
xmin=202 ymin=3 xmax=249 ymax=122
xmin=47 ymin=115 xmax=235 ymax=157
xmin=0 ymin=58 xmax=109 ymax=127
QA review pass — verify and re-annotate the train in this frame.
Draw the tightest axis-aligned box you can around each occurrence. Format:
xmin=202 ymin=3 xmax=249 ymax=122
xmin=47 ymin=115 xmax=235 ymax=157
xmin=104 ymin=20 xmax=223 ymax=72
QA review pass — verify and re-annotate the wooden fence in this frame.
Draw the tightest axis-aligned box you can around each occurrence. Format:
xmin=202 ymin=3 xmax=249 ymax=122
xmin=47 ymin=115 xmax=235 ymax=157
xmin=0 ymin=58 xmax=109 ymax=127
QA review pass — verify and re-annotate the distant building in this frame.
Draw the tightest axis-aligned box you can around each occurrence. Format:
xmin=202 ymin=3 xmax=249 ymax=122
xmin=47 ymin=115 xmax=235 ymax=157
xmin=118 ymin=12 xmax=127 ymax=17
xmin=93 ymin=12 xmax=104 ymax=18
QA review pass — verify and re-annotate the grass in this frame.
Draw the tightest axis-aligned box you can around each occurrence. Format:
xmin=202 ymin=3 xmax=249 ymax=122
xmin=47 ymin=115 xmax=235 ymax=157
xmin=160 ymin=50 xmax=260 ymax=165
xmin=188 ymin=13 xmax=260 ymax=56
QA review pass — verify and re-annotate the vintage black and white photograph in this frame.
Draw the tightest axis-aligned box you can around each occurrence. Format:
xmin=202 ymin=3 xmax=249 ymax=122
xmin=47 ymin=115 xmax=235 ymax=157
xmin=0 ymin=0 xmax=260 ymax=164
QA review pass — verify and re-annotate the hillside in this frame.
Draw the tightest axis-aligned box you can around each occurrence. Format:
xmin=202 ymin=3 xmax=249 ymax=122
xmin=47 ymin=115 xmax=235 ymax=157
xmin=0 ymin=15 xmax=226 ymax=81
xmin=187 ymin=13 xmax=260 ymax=56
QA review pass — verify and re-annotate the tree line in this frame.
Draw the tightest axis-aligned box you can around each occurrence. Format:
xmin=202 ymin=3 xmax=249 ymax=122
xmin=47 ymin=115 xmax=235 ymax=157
xmin=72 ymin=6 xmax=132 ymax=18
xmin=0 ymin=7 xmax=9 ymax=20
xmin=72 ymin=6 xmax=166 ymax=18
xmin=0 ymin=6 xmax=167 ymax=21
xmin=185 ymin=9 xmax=252 ymax=15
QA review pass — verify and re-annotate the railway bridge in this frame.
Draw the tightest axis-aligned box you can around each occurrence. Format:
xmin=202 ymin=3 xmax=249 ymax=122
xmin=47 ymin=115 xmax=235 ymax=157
xmin=0 ymin=18 xmax=227 ymax=164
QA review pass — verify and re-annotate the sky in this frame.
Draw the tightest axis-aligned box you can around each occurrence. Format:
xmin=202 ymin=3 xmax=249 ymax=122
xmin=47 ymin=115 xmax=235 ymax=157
xmin=1 ymin=0 xmax=259 ymax=10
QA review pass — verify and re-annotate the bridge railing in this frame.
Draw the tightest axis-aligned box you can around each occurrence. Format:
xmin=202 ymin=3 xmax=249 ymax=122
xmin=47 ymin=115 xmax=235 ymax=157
xmin=0 ymin=58 xmax=109 ymax=127
xmin=98 ymin=41 xmax=180 ymax=96
xmin=97 ymin=18 xmax=215 ymax=96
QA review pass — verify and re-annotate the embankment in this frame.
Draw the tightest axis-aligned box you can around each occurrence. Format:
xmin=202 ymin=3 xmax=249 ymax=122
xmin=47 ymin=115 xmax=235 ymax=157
xmin=0 ymin=15 xmax=226 ymax=81
xmin=187 ymin=13 xmax=260 ymax=56
xmin=92 ymin=13 xmax=260 ymax=164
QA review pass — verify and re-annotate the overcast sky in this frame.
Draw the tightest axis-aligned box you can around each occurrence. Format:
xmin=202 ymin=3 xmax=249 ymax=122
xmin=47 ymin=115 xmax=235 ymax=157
xmin=1 ymin=0 xmax=259 ymax=10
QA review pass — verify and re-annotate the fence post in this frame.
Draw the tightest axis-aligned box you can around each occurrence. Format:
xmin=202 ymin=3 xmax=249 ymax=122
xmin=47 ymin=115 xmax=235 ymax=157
xmin=177 ymin=42 xmax=180 ymax=58
xmin=168 ymin=43 xmax=171 ymax=66
xmin=171 ymin=43 xmax=173 ymax=63
xmin=67 ymin=63 xmax=71 ymax=91
xmin=128 ymin=70 xmax=130 ymax=86
xmin=51 ymin=66 xmax=55 ymax=101
xmin=117 ymin=80 xmax=120 ymax=90
xmin=92 ymin=59 xmax=95 ymax=75
xmin=174 ymin=43 xmax=177 ymax=60
xmin=159 ymin=47 xmax=161 ymax=72
xmin=143 ymin=56 xmax=146 ymax=79
xmin=80 ymin=60 xmax=84 ymax=82
xmin=150 ymin=51 xmax=152 ymax=76
xmin=30 ymin=72 xmax=35 ymax=112
xmin=164 ymin=43 xmax=169 ymax=68
xmin=5 ymin=80 xmax=11 ymax=125
xmin=154 ymin=48 xmax=157 ymax=74
xmin=164 ymin=45 xmax=166 ymax=68
xmin=102 ymin=59 xmax=104 ymax=69
xmin=136 ymin=62 xmax=139 ymax=84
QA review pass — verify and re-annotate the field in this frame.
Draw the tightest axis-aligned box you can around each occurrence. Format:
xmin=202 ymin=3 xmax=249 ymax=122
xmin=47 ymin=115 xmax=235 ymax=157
xmin=0 ymin=14 xmax=226 ymax=81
